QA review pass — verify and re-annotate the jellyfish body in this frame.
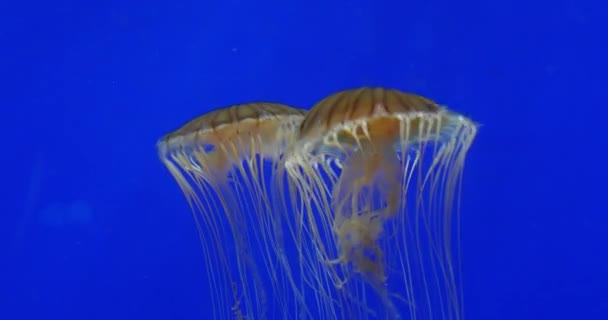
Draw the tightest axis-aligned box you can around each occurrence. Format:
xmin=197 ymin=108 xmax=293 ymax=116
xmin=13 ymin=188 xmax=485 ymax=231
xmin=284 ymin=87 xmax=478 ymax=319
xmin=157 ymin=102 xmax=308 ymax=319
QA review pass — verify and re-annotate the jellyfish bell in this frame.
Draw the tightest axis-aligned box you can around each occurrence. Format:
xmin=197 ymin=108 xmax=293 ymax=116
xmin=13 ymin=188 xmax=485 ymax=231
xmin=159 ymin=102 xmax=304 ymax=177
xmin=285 ymin=87 xmax=478 ymax=319
xmin=157 ymin=102 xmax=309 ymax=320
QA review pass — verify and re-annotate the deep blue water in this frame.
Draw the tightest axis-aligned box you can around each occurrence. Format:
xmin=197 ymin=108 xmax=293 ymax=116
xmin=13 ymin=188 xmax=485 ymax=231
xmin=1 ymin=0 xmax=606 ymax=319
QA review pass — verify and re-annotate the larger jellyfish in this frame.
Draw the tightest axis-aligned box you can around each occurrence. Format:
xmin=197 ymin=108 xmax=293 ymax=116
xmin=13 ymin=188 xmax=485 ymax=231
xmin=157 ymin=102 xmax=309 ymax=319
xmin=284 ymin=87 xmax=477 ymax=320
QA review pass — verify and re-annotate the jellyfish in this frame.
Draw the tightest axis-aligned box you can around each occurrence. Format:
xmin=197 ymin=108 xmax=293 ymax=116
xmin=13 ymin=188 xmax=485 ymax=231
xmin=157 ymin=102 xmax=309 ymax=319
xmin=284 ymin=87 xmax=478 ymax=319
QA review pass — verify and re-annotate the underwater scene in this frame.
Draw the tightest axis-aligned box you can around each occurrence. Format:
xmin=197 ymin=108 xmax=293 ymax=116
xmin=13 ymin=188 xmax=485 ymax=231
xmin=2 ymin=0 xmax=606 ymax=319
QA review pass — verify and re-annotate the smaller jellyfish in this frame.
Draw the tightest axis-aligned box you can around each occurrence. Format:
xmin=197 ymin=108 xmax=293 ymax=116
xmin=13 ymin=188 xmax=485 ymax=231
xmin=157 ymin=102 xmax=308 ymax=320
xmin=285 ymin=87 xmax=478 ymax=320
